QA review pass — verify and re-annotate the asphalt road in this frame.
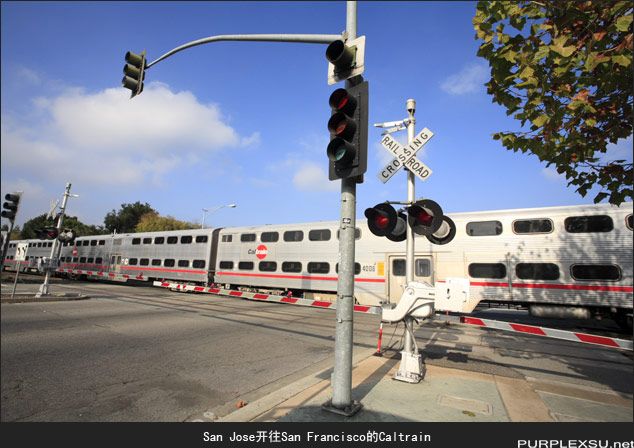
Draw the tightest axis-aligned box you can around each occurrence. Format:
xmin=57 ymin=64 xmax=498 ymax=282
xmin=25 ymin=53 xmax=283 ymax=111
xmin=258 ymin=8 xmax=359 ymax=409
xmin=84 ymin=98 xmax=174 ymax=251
xmin=1 ymin=280 xmax=632 ymax=422
xmin=1 ymin=281 xmax=382 ymax=422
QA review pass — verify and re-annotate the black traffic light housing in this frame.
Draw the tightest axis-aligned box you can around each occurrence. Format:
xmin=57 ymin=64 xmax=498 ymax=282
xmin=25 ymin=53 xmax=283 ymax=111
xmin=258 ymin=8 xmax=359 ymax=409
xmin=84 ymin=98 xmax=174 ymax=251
xmin=407 ymin=199 xmax=444 ymax=236
xmin=122 ymin=50 xmax=147 ymax=98
xmin=326 ymin=80 xmax=368 ymax=181
xmin=1 ymin=193 xmax=21 ymax=224
xmin=426 ymin=216 xmax=456 ymax=245
xmin=364 ymin=203 xmax=407 ymax=242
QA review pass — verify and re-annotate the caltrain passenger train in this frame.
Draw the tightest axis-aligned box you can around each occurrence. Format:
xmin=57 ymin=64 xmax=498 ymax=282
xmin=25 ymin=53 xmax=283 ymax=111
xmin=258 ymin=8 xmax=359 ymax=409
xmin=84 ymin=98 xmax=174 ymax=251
xmin=3 ymin=203 xmax=633 ymax=328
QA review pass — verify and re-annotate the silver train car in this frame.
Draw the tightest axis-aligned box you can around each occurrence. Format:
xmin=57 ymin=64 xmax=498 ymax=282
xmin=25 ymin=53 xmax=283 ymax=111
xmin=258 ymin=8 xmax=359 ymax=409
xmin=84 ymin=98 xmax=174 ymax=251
xmin=3 ymin=239 xmax=55 ymax=273
xmin=3 ymin=203 xmax=632 ymax=326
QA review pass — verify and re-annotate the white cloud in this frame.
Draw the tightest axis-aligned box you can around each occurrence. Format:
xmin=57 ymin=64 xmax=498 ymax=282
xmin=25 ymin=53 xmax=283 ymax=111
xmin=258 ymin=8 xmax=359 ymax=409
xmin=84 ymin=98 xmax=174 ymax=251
xmin=293 ymin=163 xmax=338 ymax=192
xmin=1 ymin=82 xmax=259 ymax=187
xmin=440 ymin=63 xmax=488 ymax=95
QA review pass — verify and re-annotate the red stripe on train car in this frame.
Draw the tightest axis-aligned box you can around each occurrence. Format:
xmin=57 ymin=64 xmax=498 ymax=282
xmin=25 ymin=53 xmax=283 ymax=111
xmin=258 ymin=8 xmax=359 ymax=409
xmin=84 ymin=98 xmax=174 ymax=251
xmin=509 ymin=323 xmax=547 ymax=336
xmin=215 ymin=271 xmax=385 ymax=283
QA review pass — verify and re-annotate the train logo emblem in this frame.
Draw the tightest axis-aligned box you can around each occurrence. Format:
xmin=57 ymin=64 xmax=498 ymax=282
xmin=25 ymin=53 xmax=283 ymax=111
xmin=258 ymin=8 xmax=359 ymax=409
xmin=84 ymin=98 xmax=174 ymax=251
xmin=255 ymin=245 xmax=268 ymax=260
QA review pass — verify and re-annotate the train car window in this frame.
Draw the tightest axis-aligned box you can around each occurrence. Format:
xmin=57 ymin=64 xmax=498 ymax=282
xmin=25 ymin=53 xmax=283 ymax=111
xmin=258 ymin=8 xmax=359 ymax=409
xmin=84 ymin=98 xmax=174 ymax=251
xmin=90 ymin=240 xmax=97 ymax=246
xmin=48 ymin=242 xmax=53 ymax=247
xmin=83 ymin=240 xmax=90 ymax=246
xmin=466 ymin=221 xmax=503 ymax=236
xmin=219 ymin=261 xmax=234 ymax=269
xmin=80 ymin=257 xmax=87 ymax=263
xmin=37 ymin=243 xmax=42 ymax=247
xmin=87 ymin=258 xmax=94 ymax=263
xmin=335 ymin=263 xmax=361 ymax=275
xmin=516 ymin=263 xmax=559 ymax=280
xmin=626 ymin=214 xmax=633 ymax=230
xmin=192 ymin=260 xmax=206 ymax=269
xmin=337 ymin=228 xmax=361 ymax=240
xmin=513 ymin=219 xmax=553 ymax=234
xmin=261 ymin=232 xmax=279 ymax=242
xmin=241 ymin=234 xmax=256 ymax=242
xmin=132 ymin=238 xmax=141 ymax=245
xmin=468 ymin=263 xmax=507 ymax=279
xmin=283 ymin=230 xmax=304 ymax=242
xmin=282 ymin=261 xmax=302 ymax=273
xmin=181 ymin=236 xmax=193 ymax=244
xmin=99 ymin=240 xmax=105 ymax=245
xmin=221 ymin=235 xmax=232 ymax=243
xmin=167 ymin=236 xmax=178 ymax=244
xmin=564 ymin=215 xmax=613 ymax=233
xmin=309 ymin=229 xmax=331 ymax=241
xmin=140 ymin=258 xmax=149 ymax=266
xmin=238 ymin=261 xmax=254 ymax=270
xmin=178 ymin=260 xmax=190 ymax=267
xmin=164 ymin=259 xmax=175 ymax=267
xmin=196 ymin=235 xmax=208 ymax=243
xmin=307 ymin=262 xmax=329 ymax=274
xmin=129 ymin=258 xmax=138 ymax=266
xmin=72 ymin=257 xmax=78 ymax=263
xmin=259 ymin=261 xmax=277 ymax=272
xmin=151 ymin=259 xmax=161 ymax=266
xmin=571 ymin=264 xmax=621 ymax=281
xmin=95 ymin=257 xmax=103 ymax=264
xmin=154 ymin=237 xmax=164 ymax=244
xmin=143 ymin=238 xmax=152 ymax=244
xmin=392 ymin=259 xmax=406 ymax=277
xmin=415 ymin=259 xmax=431 ymax=277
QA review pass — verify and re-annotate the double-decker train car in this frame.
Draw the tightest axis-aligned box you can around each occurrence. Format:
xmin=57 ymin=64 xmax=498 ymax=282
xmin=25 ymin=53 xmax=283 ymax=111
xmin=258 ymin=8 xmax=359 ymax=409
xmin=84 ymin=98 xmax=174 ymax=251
xmin=3 ymin=203 xmax=632 ymax=327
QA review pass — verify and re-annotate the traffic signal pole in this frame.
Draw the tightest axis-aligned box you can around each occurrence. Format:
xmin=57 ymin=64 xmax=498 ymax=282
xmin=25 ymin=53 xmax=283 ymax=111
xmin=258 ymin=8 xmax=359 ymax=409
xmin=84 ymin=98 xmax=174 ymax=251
xmin=322 ymin=1 xmax=363 ymax=417
xmin=36 ymin=182 xmax=74 ymax=297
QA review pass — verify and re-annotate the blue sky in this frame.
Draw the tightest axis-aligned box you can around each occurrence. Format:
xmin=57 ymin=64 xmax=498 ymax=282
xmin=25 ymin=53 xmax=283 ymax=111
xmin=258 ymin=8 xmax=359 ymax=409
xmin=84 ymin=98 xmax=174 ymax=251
xmin=2 ymin=1 xmax=631 ymax=229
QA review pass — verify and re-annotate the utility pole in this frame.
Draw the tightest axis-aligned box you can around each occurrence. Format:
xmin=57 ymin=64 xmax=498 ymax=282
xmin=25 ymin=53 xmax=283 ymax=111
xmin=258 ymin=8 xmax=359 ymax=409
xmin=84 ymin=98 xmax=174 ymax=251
xmin=323 ymin=1 xmax=363 ymax=417
xmin=36 ymin=182 xmax=76 ymax=297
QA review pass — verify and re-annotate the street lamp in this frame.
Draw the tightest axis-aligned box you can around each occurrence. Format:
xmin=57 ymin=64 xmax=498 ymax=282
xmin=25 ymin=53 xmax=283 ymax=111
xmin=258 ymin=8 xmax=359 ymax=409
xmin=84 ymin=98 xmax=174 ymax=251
xmin=201 ymin=203 xmax=237 ymax=229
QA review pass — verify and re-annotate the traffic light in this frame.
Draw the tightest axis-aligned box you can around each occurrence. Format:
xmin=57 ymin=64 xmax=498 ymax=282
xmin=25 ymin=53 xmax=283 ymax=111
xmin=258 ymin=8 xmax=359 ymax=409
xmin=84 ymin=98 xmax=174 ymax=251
xmin=326 ymin=80 xmax=369 ymax=181
xmin=325 ymin=37 xmax=366 ymax=84
xmin=1 ymin=193 xmax=21 ymax=224
xmin=364 ymin=203 xmax=407 ymax=242
xmin=426 ymin=216 xmax=456 ymax=246
xmin=58 ymin=229 xmax=76 ymax=244
xmin=122 ymin=50 xmax=146 ymax=98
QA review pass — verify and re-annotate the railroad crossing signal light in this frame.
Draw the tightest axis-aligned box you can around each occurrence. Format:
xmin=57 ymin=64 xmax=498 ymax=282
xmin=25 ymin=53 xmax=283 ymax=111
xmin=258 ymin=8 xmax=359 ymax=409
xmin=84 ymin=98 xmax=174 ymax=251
xmin=58 ymin=229 xmax=76 ymax=243
xmin=36 ymin=227 xmax=59 ymax=240
xmin=1 ymin=193 xmax=21 ymax=224
xmin=122 ymin=50 xmax=146 ymax=98
xmin=364 ymin=203 xmax=406 ymax=242
xmin=326 ymin=80 xmax=369 ymax=181
xmin=426 ymin=215 xmax=456 ymax=246
xmin=407 ymin=199 xmax=444 ymax=236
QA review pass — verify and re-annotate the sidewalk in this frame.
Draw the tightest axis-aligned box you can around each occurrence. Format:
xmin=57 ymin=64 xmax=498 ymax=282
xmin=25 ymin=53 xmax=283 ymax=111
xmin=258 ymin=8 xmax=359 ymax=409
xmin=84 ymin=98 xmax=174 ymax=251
xmin=216 ymin=350 xmax=633 ymax=423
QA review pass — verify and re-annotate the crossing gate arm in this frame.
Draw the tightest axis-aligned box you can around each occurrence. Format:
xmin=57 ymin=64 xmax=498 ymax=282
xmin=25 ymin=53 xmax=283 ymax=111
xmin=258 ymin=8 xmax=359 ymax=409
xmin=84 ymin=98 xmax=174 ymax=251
xmin=153 ymin=281 xmax=382 ymax=315
xmin=459 ymin=315 xmax=632 ymax=351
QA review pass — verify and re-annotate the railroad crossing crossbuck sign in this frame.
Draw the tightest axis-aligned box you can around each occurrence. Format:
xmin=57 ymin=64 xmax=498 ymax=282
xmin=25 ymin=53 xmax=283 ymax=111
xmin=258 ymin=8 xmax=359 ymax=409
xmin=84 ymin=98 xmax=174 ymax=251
xmin=378 ymin=128 xmax=434 ymax=183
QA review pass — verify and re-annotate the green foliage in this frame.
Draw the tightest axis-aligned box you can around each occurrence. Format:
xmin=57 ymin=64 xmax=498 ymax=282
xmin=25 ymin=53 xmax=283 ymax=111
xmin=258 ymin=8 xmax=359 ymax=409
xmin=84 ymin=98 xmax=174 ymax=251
xmin=19 ymin=214 xmax=107 ymax=239
xmin=104 ymin=202 xmax=157 ymax=233
xmin=135 ymin=212 xmax=197 ymax=232
xmin=474 ymin=1 xmax=633 ymax=205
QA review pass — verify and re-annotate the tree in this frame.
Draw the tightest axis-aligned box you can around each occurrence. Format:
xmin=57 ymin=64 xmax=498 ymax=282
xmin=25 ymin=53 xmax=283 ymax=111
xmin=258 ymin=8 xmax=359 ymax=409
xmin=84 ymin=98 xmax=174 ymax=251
xmin=135 ymin=212 xmax=197 ymax=232
xmin=104 ymin=202 xmax=156 ymax=233
xmin=20 ymin=214 xmax=107 ymax=239
xmin=473 ymin=1 xmax=632 ymax=204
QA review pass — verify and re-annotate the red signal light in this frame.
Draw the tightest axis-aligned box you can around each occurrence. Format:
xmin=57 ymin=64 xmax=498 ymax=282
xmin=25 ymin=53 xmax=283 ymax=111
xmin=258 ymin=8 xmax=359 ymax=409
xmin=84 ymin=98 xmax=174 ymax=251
xmin=375 ymin=214 xmax=389 ymax=229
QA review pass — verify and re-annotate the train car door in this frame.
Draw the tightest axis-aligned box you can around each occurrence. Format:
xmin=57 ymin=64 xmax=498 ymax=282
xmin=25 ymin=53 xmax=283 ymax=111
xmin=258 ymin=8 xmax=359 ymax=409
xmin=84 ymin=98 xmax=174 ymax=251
xmin=110 ymin=254 xmax=122 ymax=273
xmin=387 ymin=255 xmax=433 ymax=303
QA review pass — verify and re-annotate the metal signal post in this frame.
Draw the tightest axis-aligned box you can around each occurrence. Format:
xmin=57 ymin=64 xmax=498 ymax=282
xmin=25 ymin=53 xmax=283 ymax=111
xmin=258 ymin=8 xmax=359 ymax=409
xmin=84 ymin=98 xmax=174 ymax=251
xmin=36 ymin=182 xmax=78 ymax=297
